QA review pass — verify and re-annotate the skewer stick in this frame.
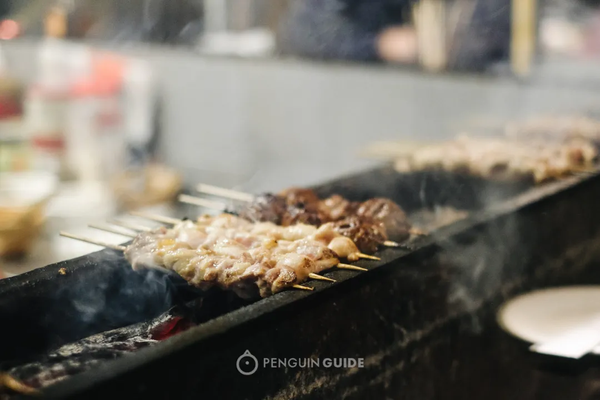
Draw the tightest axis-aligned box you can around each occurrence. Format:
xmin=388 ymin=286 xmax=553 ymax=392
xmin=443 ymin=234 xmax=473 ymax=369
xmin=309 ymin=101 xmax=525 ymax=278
xmin=0 ymin=373 xmax=40 ymax=396
xmin=179 ymin=194 xmax=228 ymax=211
xmin=308 ymin=273 xmax=336 ymax=283
xmin=59 ymin=232 xmax=126 ymax=251
xmin=358 ymin=253 xmax=380 ymax=261
xmin=337 ymin=263 xmax=368 ymax=272
xmin=292 ymin=284 xmax=313 ymax=291
xmin=196 ymin=183 xmax=255 ymax=202
xmin=130 ymin=211 xmax=182 ymax=225
xmin=89 ymin=224 xmax=136 ymax=238
xmin=409 ymin=227 xmax=427 ymax=236
xmin=108 ymin=219 xmax=153 ymax=232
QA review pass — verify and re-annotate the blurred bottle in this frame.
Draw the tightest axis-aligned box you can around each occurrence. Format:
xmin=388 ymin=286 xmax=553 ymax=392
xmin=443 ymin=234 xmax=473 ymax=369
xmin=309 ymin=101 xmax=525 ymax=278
xmin=0 ymin=44 xmax=27 ymax=172
xmin=23 ymin=4 xmax=71 ymax=179
xmin=65 ymin=53 xmax=125 ymax=182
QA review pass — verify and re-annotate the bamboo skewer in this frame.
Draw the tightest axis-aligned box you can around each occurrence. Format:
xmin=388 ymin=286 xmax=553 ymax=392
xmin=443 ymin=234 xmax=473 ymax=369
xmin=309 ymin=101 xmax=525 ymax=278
xmin=89 ymin=224 xmax=136 ymax=238
xmin=179 ymin=194 xmax=228 ymax=211
xmin=0 ymin=373 xmax=40 ymax=396
xmin=196 ymin=183 xmax=255 ymax=202
xmin=308 ymin=273 xmax=336 ymax=283
xmin=336 ymin=263 xmax=368 ymax=272
xmin=59 ymin=232 xmax=126 ymax=251
xmin=130 ymin=211 xmax=181 ymax=225
xmin=356 ymin=253 xmax=381 ymax=261
xmin=108 ymin=219 xmax=153 ymax=232
xmin=59 ymin=232 xmax=334 ymax=290
xmin=291 ymin=285 xmax=313 ymax=291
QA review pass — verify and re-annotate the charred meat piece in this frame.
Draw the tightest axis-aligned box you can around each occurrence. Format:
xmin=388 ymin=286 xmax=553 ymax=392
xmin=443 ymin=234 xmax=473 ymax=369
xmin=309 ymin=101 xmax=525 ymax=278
xmin=319 ymin=195 xmax=360 ymax=221
xmin=278 ymin=187 xmax=321 ymax=207
xmin=331 ymin=216 xmax=387 ymax=254
xmin=356 ymin=198 xmax=411 ymax=242
xmin=278 ymin=188 xmax=326 ymax=226
xmin=238 ymin=194 xmax=287 ymax=224
xmin=281 ymin=202 xmax=326 ymax=226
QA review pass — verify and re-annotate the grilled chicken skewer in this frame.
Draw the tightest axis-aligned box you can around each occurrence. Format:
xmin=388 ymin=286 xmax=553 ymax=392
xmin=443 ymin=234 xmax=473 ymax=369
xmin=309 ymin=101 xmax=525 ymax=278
xmin=61 ymin=225 xmax=362 ymax=298
xmin=63 ymin=211 xmax=385 ymax=299
xmin=60 ymin=232 xmax=315 ymax=295
xmin=132 ymin=206 xmax=386 ymax=260
xmin=119 ymin=212 xmax=378 ymax=262
xmin=116 ymin=215 xmax=369 ymax=272
xmin=89 ymin=222 xmax=338 ymax=284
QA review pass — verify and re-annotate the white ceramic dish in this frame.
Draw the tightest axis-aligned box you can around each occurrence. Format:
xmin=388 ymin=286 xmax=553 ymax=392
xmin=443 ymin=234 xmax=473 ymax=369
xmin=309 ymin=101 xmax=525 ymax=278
xmin=497 ymin=286 xmax=600 ymax=354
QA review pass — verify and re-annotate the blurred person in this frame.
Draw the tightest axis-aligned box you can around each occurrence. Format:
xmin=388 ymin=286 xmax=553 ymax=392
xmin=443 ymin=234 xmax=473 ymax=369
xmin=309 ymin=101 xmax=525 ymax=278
xmin=281 ymin=0 xmax=511 ymax=72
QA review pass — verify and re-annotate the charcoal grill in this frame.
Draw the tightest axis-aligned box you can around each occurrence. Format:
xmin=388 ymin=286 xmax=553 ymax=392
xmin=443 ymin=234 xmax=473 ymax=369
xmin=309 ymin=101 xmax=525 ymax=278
xmin=3 ymin=166 xmax=600 ymax=400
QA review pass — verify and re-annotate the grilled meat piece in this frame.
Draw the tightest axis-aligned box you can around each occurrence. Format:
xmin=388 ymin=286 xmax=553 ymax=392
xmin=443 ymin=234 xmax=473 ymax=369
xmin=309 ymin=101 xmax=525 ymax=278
xmin=277 ymin=188 xmax=327 ymax=226
xmin=279 ymin=187 xmax=321 ymax=207
xmin=356 ymin=198 xmax=411 ymax=242
xmin=281 ymin=202 xmax=326 ymax=226
xmin=331 ymin=216 xmax=387 ymax=254
xmin=235 ymin=191 xmax=411 ymax=247
xmin=238 ymin=194 xmax=287 ymax=224
xmin=319 ymin=195 xmax=360 ymax=221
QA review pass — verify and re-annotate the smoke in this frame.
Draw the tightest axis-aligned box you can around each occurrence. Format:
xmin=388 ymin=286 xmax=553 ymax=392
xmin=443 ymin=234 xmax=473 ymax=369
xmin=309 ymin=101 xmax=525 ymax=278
xmin=46 ymin=249 xmax=179 ymax=348
xmin=426 ymin=177 xmax=533 ymax=334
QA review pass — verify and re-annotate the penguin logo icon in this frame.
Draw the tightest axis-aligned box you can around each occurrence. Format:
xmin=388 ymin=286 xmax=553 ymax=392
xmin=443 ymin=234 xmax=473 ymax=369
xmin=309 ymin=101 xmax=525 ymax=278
xmin=236 ymin=350 xmax=259 ymax=375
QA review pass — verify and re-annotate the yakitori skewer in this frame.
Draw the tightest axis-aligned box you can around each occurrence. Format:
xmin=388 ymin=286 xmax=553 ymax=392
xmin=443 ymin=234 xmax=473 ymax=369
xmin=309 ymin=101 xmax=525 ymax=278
xmin=179 ymin=194 xmax=399 ymax=252
xmin=193 ymin=185 xmax=416 ymax=244
xmin=59 ymin=231 xmax=318 ymax=291
xmin=130 ymin=208 xmax=381 ymax=261
xmin=126 ymin=212 xmax=369 ymax=272
xmin=86 ymin=226 xmax=336 ymax=284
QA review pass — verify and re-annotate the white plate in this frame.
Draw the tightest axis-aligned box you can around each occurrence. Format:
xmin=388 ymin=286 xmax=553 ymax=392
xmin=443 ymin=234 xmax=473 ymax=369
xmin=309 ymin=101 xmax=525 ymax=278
xmin=497 ymin=286 xmax=600 ymax=354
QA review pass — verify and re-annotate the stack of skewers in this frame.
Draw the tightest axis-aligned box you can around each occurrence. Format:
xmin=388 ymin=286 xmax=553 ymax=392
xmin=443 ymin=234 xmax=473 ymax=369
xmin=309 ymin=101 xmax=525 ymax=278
xmin=61 ymin=186 xmax=421 ymax=300
xmin=364 ymin=115 xmax=600 ymax=184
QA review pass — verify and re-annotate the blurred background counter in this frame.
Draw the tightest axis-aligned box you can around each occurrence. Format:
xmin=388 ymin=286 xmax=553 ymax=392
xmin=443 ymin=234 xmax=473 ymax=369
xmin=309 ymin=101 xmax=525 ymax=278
xmin=5 ymin=39 xmax=600 ymax=191
xmin=1 ymin=0 xmax=600 ymax=276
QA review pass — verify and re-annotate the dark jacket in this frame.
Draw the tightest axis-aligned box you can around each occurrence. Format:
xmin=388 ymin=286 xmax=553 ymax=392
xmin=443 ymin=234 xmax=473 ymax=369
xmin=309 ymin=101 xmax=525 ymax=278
xmin=282 ymin=0 xmax=510 ymax=71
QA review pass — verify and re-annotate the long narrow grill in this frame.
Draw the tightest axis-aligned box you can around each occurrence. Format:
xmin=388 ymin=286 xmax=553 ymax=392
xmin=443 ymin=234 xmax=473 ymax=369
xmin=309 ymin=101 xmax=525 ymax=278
xmin=2 ymin=166 xmax=600 ymax=399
